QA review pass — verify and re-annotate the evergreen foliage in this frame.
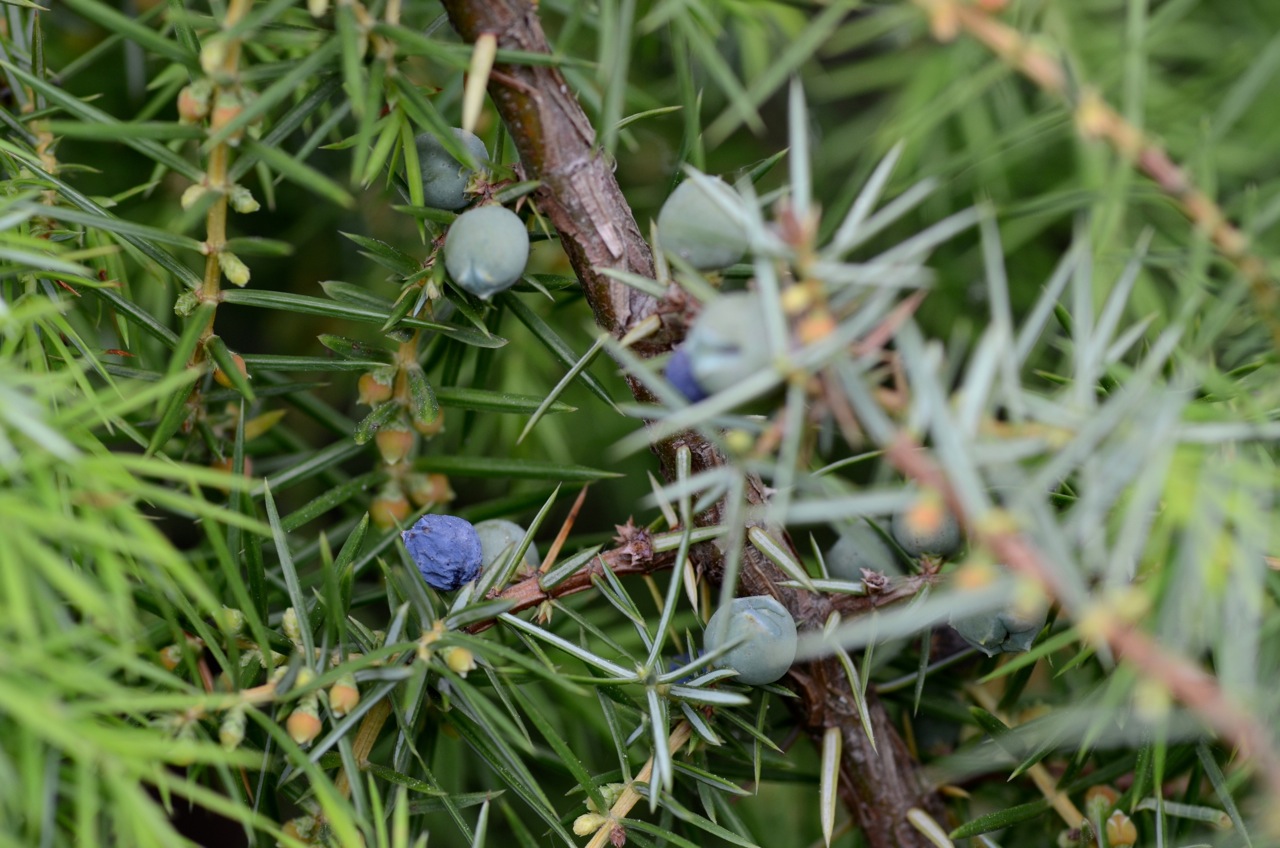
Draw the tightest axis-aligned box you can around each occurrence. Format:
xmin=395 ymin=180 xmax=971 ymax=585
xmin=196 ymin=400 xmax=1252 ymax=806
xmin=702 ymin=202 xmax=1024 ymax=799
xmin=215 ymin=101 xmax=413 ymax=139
xmin=5 ymin=1 xmax=1280 ymax=846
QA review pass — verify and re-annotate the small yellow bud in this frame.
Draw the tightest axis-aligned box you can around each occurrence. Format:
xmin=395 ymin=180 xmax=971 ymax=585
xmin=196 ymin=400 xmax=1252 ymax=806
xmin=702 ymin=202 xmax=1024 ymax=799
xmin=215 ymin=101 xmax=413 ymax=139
xmin=282 ymin=607 xmax=303 ymax=649
xmin=573 ymin=813 xmax=608 ymax=837
xmin=180 ymin=183 xmax=209 ymax=211
xmin=724 ymin=429 xmax=754 ymax=455
xmin=159 ymin=643 xmax=183 ymax=671
xmin=228 ymin=185 xmax=260 ymax=214
xmin=1083 ymin=785 xmax=1116 ymax=821
xmin=280 ymin=815 xmax=318 ymax=844
xmin=1106 ymin=810 xmax=1138 ymax=847
xmin=218 ymin=251 xmax=251 ymax=287
xmin=374 ymin=422 xmax=414 ymax=466
xmin=442 ymin=646 xmax=476 ymax=677
xmin=370 ymin=488 xmax=412 ymax=529
xmin=220 ymin=706 xmax=246 ymax=750
xmin=412 ymin=406 xmax=445 ymax=438
xmin=220 ymin=606 xmax=246 ymax=636
xmin=779 ymin=285 xmax=812 ymax=315
xmin=199 ymin=39 xmax=226 ymax=76
xmin=405 ymin=472 xmax=454 ymax=508
xmin=307 ymin=0 xmax=330 ymax=16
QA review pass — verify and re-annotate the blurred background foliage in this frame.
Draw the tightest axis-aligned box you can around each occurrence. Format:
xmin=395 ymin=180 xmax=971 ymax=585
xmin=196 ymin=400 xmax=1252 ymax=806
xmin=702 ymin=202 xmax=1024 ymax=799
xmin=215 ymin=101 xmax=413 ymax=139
xmin=3 ymin=0 xmax=1280 ymax=846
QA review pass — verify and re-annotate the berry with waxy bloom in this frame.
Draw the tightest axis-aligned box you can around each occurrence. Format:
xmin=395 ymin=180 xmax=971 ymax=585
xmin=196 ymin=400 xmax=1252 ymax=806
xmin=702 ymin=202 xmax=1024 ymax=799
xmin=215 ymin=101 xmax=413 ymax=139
xmin=401 ymin=514 xmax=483 ymax=591
xmin=703 ymin=596 xmax=798 ymax=685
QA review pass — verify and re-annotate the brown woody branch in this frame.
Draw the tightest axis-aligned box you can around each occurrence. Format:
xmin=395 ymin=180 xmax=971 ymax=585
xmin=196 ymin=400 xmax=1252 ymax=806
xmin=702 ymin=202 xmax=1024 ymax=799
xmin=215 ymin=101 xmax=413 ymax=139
xmin=439 ymin=2 xmax=945 ymax=845
xmin=466 ymin=529 xmax=940 ymax=635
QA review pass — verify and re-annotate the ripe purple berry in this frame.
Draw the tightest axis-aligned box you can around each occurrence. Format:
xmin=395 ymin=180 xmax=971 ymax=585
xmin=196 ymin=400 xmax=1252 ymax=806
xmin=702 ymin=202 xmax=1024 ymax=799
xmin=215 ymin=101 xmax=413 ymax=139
xmin=401 ymin=514 xmax=483 ymax=591
xmin=664 ymin=346 xmax=708 ymax=403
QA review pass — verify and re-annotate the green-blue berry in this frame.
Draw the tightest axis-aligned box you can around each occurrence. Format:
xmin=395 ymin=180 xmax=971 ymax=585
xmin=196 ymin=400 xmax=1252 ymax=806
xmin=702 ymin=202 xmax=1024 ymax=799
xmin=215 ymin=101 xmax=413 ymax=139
xmin=825 ymin=520 xmax=900 ymax=581
xmin=951 ymin=602 xmax=1047 ymax=656
xmin=656 ymin=176 xmax=748 ymax=271
xmin=684 ymin=292 xmax=771 ymax=396
xmin=891 ymin=501 xmax=963 ymax=559
xmin=413 ymin=128 xmax=487 ymax=211
xmin=443 ymin=205 xmax=530 ymax=299
xmin=474 ymin=519 xmax=539 ymax=571
xmin=704 ymin=596 xmax=797 ymax=685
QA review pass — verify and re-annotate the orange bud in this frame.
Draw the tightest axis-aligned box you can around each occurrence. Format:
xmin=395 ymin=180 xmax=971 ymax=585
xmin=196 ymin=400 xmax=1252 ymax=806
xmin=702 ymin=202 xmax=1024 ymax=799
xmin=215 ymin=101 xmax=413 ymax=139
xmin=358 ymin=370 xmax=394 ymax=405
xmin=211 ymin=455 xmax=254 ymax=492
xmin=209 ymin=92 xmax=245 ymax=145
xmin=413 ymin=407 xmax=445 ymax=437
xmin=375 ymin=425 xmax=415 ymax=465
xmin=328 ymin=676 xmax=360 ymax=717
xmin=159 ymin=643 xmax=183 ymax=671
xmin=1105 ymin=811 xmax=1137 ymax=847
xmin=405 ymin=472 xmax=454 ymax=508
xmin=213 ymin=353 xmax=247 ymax=389
xmin=177 ymin=84 xmax=210 ymax=123
xmin=370 ymin=492 xmax=411 ymax=529
xmin=796 ymin=312 xmax=837 ymax=346
xmin=286 ymin=703 xmax=322 ymax=745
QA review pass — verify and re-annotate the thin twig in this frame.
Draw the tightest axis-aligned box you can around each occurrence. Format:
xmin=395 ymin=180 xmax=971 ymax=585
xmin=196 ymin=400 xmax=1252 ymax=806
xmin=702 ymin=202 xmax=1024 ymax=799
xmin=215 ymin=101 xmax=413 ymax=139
xmin=880 ymin=433 xmax=1280 ymax=828
xmin=913 ymin=0 xmax=1280 ymax=346
xmin=584 ymin=721 xmax=694 ymax=848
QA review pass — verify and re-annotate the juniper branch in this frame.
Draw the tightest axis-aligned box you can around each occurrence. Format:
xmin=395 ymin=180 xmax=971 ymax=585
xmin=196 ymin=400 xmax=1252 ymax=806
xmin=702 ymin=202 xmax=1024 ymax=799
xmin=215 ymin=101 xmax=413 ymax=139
xmin=439 ymin=2 xmax=945 ymax=844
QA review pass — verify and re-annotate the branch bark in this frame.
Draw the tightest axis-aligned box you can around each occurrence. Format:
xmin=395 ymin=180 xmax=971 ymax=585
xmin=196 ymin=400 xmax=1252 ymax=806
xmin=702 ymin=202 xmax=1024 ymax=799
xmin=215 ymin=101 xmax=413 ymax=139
xmin=440 ymin=3 xmax=945 ymax=845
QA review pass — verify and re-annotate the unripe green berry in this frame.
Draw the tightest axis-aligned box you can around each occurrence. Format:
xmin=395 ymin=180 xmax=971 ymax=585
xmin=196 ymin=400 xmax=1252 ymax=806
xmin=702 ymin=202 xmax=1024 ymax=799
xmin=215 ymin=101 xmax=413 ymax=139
xmin=684 ymin=292 xmax=772 ymax=396
xmin=443 ymin=205 xmax=530 ymax=299
xmin=656 ymin=176 xmax=748 ymax=271
xmin=413 ymin=128 xmax=487 ymax=210
xmin=951 ymin=599 xmax=1047 ymax=656
xmin=824 ymin=520 xmax=900 ymax=581
xmin=704 ymin=596 xmax=798 ymax=685
xmin=891 ymin=498 xmax=963 ymax=558
xmin=474 ymin=518 xmax=539 ymax=572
